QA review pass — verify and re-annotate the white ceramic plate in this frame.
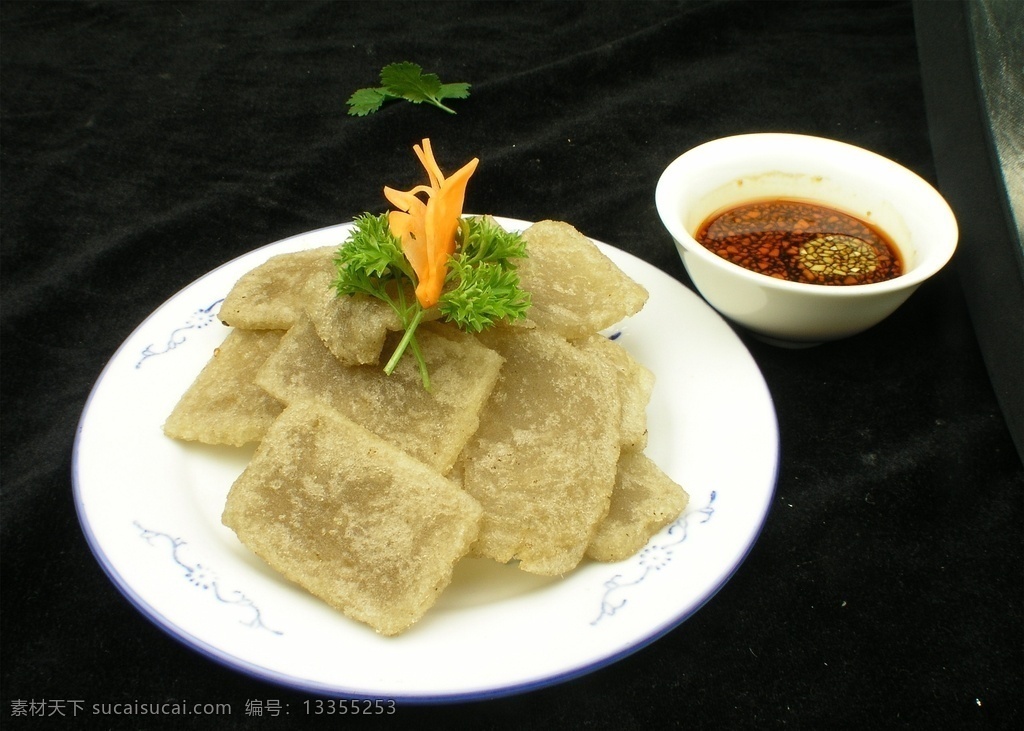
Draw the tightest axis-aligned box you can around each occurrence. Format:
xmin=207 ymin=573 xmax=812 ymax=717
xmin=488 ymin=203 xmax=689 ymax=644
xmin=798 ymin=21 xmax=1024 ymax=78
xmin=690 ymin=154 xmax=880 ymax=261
xmin=73 ymin=217 xmax=778 ymax=703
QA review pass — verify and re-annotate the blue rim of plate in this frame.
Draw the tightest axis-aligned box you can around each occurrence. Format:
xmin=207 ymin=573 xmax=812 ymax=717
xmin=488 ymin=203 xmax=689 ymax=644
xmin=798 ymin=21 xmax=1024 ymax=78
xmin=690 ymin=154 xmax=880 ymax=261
xmin=72 ymin=219 xmax=780 ymax=703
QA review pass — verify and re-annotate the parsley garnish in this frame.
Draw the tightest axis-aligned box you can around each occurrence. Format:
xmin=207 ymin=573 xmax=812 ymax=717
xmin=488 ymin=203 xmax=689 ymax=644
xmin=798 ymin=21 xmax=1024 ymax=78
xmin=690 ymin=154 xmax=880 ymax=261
xmin=333 ymin=214 xmax=530 ymax=389
xmin=347 ymin=62 xmax=471 ymax=116
xmin=440 ymin=217 xmax=531 ymax=333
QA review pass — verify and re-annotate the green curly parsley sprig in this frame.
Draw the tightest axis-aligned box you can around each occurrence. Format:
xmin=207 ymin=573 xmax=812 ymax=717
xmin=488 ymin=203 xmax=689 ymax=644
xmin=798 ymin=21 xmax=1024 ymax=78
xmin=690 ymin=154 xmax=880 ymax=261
xmin=333 ymin=215 xmax=531 ymax=389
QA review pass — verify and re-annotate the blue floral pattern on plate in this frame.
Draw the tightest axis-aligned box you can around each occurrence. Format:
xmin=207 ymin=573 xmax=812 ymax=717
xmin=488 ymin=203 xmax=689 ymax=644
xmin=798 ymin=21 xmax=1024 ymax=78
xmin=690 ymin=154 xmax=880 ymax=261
xmin=135 ymin=299 xmax=223 ymax=368
xmin=592 ymin=490 xmax=717 ymax=625
xmin=135 ymin=521 xmax=281 ymax=635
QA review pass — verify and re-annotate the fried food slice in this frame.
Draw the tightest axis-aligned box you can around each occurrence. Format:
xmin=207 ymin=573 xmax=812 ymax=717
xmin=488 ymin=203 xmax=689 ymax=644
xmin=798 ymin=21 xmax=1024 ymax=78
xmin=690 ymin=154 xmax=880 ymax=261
xmin=461 ymin=327 xmax=622 ymax=576
xmin=163 ymin=328 xmax=285 ymax=446
xmin=516 ymin=220 xmax=649 ymax=339
xmin=586 ymin=450 xmax=689 ymax=562
xmin=577 ymin=334 xmax=655 ymax=451
xmin=222 ymin=402 xmax=482 ymax=636
xmin=301 ymin=268 xmax=402 ymax=366
xmin=219 ymin=246 xmax=335 ymax=329
xmin=256 ymin=316 xmax=503 ymax=475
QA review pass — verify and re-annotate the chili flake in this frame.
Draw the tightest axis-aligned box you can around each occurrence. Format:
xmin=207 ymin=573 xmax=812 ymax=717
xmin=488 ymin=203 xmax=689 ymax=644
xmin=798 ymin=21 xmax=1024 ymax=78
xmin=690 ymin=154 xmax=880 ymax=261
xmin=695 ymin=198 xmax=903 ymax=285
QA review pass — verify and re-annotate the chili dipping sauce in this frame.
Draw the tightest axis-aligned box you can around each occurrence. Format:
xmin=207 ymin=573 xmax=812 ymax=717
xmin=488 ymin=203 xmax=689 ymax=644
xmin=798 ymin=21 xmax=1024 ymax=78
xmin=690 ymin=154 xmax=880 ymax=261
xmin=695 ymin=198 xmax=903 ymax=285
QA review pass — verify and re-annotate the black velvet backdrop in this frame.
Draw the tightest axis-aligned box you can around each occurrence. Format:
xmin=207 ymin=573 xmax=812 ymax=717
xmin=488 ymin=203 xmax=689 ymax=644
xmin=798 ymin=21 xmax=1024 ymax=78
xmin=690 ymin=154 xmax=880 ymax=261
xmin=2 ymin=1 xmax=1021 ymax=729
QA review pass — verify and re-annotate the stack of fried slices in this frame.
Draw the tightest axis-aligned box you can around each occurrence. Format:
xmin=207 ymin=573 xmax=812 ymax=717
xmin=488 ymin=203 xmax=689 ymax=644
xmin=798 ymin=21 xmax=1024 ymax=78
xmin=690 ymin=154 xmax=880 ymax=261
xmin=163 ymin=220 xmax=688 ymax=636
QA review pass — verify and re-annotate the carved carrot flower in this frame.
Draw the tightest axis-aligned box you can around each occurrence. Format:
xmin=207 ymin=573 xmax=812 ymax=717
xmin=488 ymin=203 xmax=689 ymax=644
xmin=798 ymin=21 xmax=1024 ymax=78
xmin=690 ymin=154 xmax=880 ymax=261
xmin=333 ymin=141 xmax=529 ymax=390
xmin=384 ymin=139 xmax=478 ymax=308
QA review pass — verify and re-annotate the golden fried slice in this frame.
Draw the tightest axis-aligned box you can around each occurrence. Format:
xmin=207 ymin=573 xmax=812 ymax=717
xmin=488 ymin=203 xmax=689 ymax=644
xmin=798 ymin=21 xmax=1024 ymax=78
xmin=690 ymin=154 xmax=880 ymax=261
xmin=516 ymin=220 xmax=649 ymax=339
xmin=301 ymin=268 xmax=402 ymax=366
xmin=461 ymin=327 xmax=622 ymax=576
xmin=577 ymin=334 xmax=655 ymax=451
xmin=219 ymin=246 xmax=335 ymax=329
xmin=163 ymin=328 xmax=285 ymax=446
xmin=222 ymin=402 xmax=482 ymax=636
xmin=256 ymin=316 xmax=503 ymax=475
xmin=586 ymin=450 xmax=688 ymax=562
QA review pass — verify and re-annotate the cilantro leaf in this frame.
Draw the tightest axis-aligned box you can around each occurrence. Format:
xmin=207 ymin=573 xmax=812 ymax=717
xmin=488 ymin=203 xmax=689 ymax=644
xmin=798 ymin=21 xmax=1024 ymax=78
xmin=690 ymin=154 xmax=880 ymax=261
xmin=346 ymin=62 xmax=470 ymax=116
xmin=345 ymin=87 xmax=394 ymax=117
xmin=438 ymin=81 xmax=471 ymax=102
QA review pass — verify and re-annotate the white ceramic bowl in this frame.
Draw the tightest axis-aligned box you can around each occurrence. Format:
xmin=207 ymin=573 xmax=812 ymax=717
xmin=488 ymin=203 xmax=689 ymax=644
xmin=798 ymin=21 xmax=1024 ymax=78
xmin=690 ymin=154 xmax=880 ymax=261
xmin=655 ymin=133 xmax=958 ymax=345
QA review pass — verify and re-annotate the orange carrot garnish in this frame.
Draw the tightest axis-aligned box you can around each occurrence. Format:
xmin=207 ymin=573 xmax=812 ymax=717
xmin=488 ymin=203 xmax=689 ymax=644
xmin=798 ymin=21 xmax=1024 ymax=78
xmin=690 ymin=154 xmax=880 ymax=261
xmin=384 ymin=139 xmax=478 ymax=308
xmin=334 ymin=141 xmax=528 ymax=390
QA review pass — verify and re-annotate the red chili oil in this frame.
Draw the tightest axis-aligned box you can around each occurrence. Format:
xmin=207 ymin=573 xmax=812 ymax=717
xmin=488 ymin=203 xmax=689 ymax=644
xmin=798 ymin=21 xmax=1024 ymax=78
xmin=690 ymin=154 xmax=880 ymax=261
xmin=695 ymin=198 xmax=903 ymax=285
